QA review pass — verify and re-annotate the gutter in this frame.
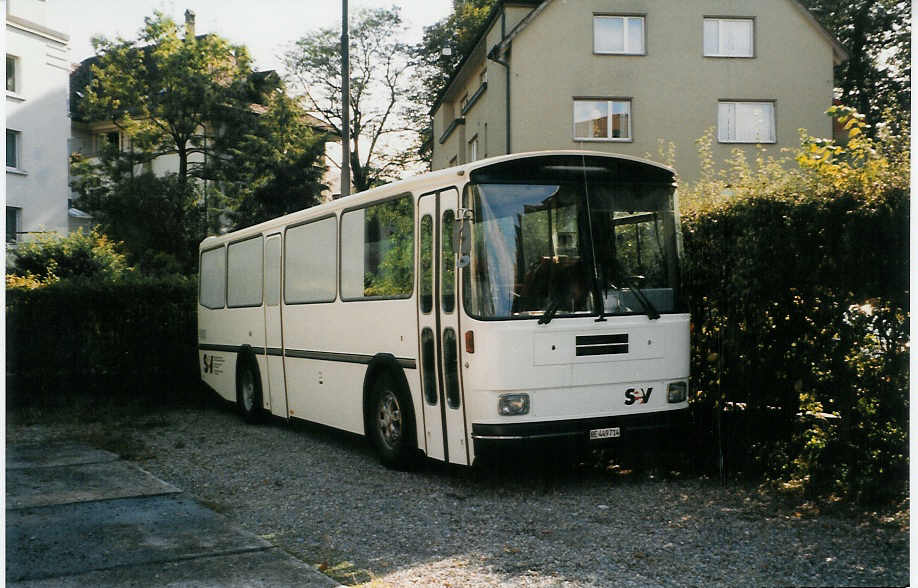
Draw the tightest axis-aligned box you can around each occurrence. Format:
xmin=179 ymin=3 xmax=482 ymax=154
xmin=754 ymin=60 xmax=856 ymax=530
xmin=487 ymin=11 xmax=512 ymax=154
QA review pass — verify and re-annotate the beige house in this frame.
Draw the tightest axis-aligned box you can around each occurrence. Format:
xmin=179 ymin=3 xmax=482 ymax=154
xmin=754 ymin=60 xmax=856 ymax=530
xmin=430 ymin=0 xmax=847 ymax=182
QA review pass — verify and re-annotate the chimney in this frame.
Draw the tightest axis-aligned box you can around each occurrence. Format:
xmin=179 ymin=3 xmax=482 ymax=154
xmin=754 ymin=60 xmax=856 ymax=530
xmin=185 ymin=9 xmax=196 ymax=39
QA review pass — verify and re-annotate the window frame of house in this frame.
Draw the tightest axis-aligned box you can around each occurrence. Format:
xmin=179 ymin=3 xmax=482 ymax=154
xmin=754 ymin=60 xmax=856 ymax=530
xmin=703 ymin=17 xmax=755 ymax=58
xmin=6 ymin=129 xmax=22 ymax=170
xmin=6 ymin=54 xmax=20 ymax=94
xmin=717 ymin=100 xmax=776 ymax=144
xmin=593 ymin=14 xmax=646 ymax=56
xmin=6 ymin=206 xmax=21 ymax=244
xmin=468 ymin=134 xmax=478 ymax=162
xmin=572 ymin=98 xmax=633 ymax=142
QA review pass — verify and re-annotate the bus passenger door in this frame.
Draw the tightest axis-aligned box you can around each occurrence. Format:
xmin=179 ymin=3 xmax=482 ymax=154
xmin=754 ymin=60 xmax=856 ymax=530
xmin=417 ymin=195 xmax=445 ymax=461
xmin=417 ymin=189 xmax=470 ymax=466
xmin=438 ymin=188 xmax=469 ymax=465
xmin=263 ymin=234 xmax=288 ymax=418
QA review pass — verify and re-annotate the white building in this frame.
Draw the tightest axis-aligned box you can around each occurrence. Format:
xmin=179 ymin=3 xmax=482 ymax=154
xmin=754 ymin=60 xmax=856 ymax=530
xmin=5 ymin=0 xmax=71 ymax=243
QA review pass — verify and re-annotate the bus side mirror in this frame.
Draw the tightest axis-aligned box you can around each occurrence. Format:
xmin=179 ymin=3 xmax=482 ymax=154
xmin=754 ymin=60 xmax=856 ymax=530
xmin=456 ymin=208 xmax=473 ymax=269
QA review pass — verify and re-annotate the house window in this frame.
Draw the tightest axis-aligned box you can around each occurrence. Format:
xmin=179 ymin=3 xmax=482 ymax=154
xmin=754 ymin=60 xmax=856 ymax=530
xmin=6 ymin=55 xmax=17 ymax=92
xmin=704 ymin=18 xmax=754 ymax=57
xmin=6 ymin=130 xmax=20 ymax=168
xmin=6 ymin=207 xmax=21 ymax=243
xmin=594 ymin=15 xmax=645 ymax=55
xmin=573 ymin=99 xmax=631 ymax=141
xmin=718 ymin=101 xmax=775 ymax=143
xmin=468 ymin=135 xmax=478 ymax=162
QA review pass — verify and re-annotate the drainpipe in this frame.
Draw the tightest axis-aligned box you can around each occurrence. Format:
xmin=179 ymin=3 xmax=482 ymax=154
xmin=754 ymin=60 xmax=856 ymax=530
xmin=487 ymin=10 xmax=511 ymax=155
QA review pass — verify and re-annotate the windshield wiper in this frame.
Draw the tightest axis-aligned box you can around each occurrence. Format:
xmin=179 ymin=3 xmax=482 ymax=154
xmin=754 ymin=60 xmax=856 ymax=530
xmin=538 ymin=299 xmax=561 ymax=325
xmin=628 ymin=276 xmax=660 ymax=320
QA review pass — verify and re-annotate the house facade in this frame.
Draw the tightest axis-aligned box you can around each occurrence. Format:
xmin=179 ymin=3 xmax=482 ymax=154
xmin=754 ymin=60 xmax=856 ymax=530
xmin=431 ymin=0 xmax=847 ymax=182
xmin=5 ymin=0 xmax=71 ymax=243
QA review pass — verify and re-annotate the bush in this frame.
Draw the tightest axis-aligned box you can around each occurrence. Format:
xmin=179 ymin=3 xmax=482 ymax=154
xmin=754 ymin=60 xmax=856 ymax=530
xmin=681 ymin=108 xmax=909 ymax=503
xmin=7 ymin=228 xmax=130 ymax=285
xmin=6 ymin=274 xmax=199 ymax=409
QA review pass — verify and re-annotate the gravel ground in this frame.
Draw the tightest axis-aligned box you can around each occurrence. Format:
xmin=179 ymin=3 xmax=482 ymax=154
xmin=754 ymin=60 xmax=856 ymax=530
xmin=9 ymin=400 xmax=908 ymax=587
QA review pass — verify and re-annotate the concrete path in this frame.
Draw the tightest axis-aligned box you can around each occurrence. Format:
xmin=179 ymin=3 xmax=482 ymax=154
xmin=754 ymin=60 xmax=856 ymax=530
xmin=6 ymin=442 xmax=338 ymax=587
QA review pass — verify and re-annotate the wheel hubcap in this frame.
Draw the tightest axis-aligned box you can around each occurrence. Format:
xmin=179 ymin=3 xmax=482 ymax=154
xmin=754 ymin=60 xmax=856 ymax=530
xmin=241 ymin=370 xmax=255 ymax=411
xmin=377 ymin=390 xmax=402 ymax=450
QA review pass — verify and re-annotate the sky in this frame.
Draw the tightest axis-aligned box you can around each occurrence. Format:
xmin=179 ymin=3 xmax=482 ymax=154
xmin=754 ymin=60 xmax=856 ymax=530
xmin=48 ymin=0 xmax=453 ymax=73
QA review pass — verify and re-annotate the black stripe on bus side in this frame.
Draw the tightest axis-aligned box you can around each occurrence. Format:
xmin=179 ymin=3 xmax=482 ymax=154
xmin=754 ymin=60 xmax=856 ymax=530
xmin=199 ymin=344 xmax=416 ymax=369
xmin=285 ymin=349 xmax=417 ymax=369
xmin=198 ymin=343 xmax=240 ymax=353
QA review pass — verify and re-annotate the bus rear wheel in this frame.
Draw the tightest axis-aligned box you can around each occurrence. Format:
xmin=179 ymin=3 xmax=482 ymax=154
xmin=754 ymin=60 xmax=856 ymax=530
xmin=237 ymin=358 xmax=263 ymax=424
xmin=370 ymin=373 xmax=416 ymax=470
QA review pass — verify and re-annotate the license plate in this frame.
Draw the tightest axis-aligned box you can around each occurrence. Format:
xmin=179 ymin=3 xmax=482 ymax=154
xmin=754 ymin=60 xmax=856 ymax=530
xmin=589 ymin=427 xmax=621 ymax=440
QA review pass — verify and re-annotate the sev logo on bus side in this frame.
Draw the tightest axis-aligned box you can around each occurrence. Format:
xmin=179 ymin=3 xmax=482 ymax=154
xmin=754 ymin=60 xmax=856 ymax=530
xmin=203 ymin=354 xmax=225 ymax=375
xmin=624 ymin=387 xmax=652 ymax=405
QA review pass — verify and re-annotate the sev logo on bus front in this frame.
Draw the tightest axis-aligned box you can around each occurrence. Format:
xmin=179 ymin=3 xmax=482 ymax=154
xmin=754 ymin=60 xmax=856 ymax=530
xmin=624 ymin=387 xmax=652 ymax=405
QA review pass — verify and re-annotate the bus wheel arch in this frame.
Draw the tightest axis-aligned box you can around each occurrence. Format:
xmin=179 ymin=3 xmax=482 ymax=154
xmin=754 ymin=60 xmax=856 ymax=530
xmin=363 ymin=355 xmax=417 ymax=469
xmin=236 ymin=346 xmax=264 ymax=424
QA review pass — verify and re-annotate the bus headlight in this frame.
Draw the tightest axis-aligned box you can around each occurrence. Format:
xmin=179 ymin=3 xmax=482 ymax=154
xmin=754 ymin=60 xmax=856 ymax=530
xmin=498 ymin=393 xmax=530 ymax=416
xmin=667 ymin=381 xmax=687 ymax=403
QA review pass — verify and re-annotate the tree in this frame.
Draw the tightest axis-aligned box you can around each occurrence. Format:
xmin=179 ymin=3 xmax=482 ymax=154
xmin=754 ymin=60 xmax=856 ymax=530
xmin=71 ymin=12 xmax=327 ymax=270
xmin=285 ymin=7 xmax=419 ymax=192
xmin=798 ymin=0 xmax=911 ymax=132
xmin=410 ymin=0 xmax=496 ymax=163
xmin=78 ymin=12 xmax=255 ymax=185
xmin=214 ymin=91 xmax=329 ymax=228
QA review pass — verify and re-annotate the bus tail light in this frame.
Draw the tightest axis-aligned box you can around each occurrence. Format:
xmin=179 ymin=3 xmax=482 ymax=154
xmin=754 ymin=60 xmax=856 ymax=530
xmin=465 ymin=330 xmax=475 ymax=353
xmin=499 ymin=393 xmax=530 ymax=416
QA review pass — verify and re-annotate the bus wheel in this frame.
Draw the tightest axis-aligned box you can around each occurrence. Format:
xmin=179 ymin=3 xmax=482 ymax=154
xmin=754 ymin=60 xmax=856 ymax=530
xmin=370 ymin=373 xmax=416 ymax=470
xmin=237 ymin=358 xmax=263 ymax=424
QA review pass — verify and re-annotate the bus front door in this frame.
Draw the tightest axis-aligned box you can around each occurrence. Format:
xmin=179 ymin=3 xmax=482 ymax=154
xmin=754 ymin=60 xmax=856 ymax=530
xmin=418 ymin=189 xmax=470 ymax=465
xmin=263 ymin=234 xmax=289 ymax=418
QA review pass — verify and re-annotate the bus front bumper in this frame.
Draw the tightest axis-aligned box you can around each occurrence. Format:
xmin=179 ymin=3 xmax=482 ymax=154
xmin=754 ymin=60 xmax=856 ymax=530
xmin=471 ymin=407 xmax=690 ymax=455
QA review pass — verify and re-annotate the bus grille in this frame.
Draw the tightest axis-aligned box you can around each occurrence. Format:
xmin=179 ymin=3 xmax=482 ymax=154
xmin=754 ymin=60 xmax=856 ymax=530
xmin=575 ymin=334 xmax=629 ymax=356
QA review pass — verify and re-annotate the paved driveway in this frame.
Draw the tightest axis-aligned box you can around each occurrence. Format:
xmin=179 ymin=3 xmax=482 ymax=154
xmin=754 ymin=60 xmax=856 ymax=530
xmin=6 ymin=442 xmax=337 ymax=587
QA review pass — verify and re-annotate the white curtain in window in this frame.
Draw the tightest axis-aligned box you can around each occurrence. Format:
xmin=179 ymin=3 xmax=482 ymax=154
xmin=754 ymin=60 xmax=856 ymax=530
xmin=705 ymin=19 xmax=753 ymax=56
xmin=594 ymin=16 xmax=644 ymax=54
xmin=718 ymin=102 xmax=775 ymax=143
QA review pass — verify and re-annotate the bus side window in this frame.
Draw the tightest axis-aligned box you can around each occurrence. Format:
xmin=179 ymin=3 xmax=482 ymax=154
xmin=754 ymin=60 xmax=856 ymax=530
xmin=442 ymin=209 xmax=455 ymax=313
xmin=200 ymin=247 xmax=226 ymax=309
xmin=227 ymin=236 xmax=263 ymax=308
xmin=420 ymin=215 xmax=433 ymax=313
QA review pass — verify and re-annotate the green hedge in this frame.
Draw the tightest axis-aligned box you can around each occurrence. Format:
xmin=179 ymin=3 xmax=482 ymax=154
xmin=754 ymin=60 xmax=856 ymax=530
xmin=6 ymin=276 xmax=199 ymax=409
xmin=681 ymin=187 xmax=908 ymax=503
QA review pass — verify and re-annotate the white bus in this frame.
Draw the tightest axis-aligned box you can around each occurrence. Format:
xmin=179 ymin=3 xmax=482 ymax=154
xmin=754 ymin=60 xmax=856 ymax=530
xmin=198 ymin=151 xmax=690 ymax=468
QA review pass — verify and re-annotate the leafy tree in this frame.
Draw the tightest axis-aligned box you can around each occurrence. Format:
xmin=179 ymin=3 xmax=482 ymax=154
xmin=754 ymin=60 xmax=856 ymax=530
xmin=212 ymin=91 xmax=328 ymax=228
xmin=77 ymin=11 xmax=255 ymax=185
xmin=284 ymin=7 xmax=418 ymax=192
xmin=71 ymin=12 xmax=328 ymax=270
xmin=798 ymin=0 xmax=911 ymax=132
xmin=411 ymin=0 xmax=496 ymax=163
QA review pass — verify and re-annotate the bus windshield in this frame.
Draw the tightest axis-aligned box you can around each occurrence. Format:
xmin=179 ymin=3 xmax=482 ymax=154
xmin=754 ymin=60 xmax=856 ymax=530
xmin=462 ymin=160 xmax=681 ymax=320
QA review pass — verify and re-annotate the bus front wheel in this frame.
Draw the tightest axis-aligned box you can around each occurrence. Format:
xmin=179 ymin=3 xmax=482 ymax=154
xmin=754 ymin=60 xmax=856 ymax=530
xmin=369 ymin=373 xmax=416 ymax=470
xmin=236 ymin=357 xmax=263 ymax=424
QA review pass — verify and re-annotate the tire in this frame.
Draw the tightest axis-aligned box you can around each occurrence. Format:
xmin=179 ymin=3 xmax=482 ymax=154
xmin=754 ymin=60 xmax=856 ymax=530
xmin=369 ymin=372 xmax=417 ymax=470
xmin=236 ymin=356 xmax=263 ymax=424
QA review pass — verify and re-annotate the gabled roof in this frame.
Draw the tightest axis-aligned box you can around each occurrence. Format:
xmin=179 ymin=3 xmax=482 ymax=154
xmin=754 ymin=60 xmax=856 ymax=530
xmin=431 ymin=0 xmax=849 ymax=115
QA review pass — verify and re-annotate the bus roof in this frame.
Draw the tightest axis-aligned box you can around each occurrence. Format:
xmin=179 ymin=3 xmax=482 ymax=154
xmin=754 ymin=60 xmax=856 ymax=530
xmin=200 ymin=150 xmax=676 ymax=249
